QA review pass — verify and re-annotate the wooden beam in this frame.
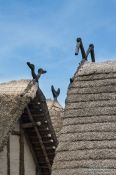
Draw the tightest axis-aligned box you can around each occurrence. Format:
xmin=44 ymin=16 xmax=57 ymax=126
xmin=19 ymin=123 xmax=25 ymax=175
xmin=23 ymin=113 xmax=44 ymax=118
xmin=35 ymin=146 xmax=56 ymax=151
xmin=22 ymin=122 xmax=41 ymax=129
xmin=7 ymin=136 xmax=10 ymax=175
xmin=26 ymin=106 xmax=51 ymax=173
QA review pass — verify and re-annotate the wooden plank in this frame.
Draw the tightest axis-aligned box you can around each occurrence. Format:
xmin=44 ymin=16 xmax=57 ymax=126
xmin=19 ymin=123 xmax=25 ymax=175
xmin=32 ymin=140 xmax=54 ymax=144
xmin=27 ymin=128 xmax=50 ymax=133
xmin=35 ymin=146 xmax=56 ymax=151
xmin=23 ymin=113 xmax=44 ymax=118
xmin=29 ymin=135 xmax=53 ymax=140
xmin=22 ymin=122 xmax=41 ymax=129
xmin=7 ymin=136 xmax=10 ymax=175
xmin=23 ymin=131 xmax=42 ymax=175
xmin=26 ymin=106 xmax=51 ymax=173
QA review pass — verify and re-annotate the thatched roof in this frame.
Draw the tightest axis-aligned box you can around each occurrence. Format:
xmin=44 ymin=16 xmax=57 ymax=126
xmin=0 ymin=80 xmax=38 ymax=151
xmin=52 ymin=61 xmax=116 ymax=175
xmin=47 ymin=99 xmax=63 ymax=138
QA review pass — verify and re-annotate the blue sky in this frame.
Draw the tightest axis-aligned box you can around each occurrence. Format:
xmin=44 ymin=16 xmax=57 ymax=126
xmin=0 ymin=0 xmax=116 ymax=106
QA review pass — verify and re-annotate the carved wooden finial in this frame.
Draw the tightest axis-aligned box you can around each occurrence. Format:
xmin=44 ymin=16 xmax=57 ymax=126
xmin=75 ymin=37 xmax=95 ymax=62
xmin=27 ymin=62 xmax=47 ymax=82
xmin=75 ymin=37 xmax=86 ymax=59
xmin=51 ymin=85 xmax=60 ymax=101
xmin=86 ymin=44 xmax=95 ymax=62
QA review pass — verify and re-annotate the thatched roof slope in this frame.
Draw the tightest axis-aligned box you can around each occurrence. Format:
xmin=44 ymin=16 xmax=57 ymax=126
xmin=0 ymin=80 xmax=38 ymax=151
xmin=47 ymin=99 xmax=64 ymax=138
xmin=52 ymin=61 xmax=116 ymax=175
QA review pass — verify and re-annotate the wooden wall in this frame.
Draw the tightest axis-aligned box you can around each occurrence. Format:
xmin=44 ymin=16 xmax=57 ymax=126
xmin=0 ymin=121 xmax=38 ymax=175
xmin=0 ymin=146 xmax=7 ymax=175
xmin=24 ymin=137 xmax=36 ymax=175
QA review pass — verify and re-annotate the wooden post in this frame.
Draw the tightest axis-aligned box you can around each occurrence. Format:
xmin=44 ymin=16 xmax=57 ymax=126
xmin=19 ymin=122 xmax=25 ymax=175
xmin=7 ymin=136 xmax=10 ymax=175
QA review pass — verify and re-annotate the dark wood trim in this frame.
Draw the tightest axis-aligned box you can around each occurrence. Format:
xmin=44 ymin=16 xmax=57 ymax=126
xmin=26 ymin=106 xmax=51 ymax=173
xmin=7 ymin=136 xmax=10 ymax=175
xmin=19 ymin=123 xmax=25 ymax=175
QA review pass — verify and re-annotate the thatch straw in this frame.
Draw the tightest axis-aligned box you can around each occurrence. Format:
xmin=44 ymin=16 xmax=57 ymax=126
xmin=0 ymin=80 xmax=38 ymax=151
xmin=47 ymin=99 xmax=64 ymax=138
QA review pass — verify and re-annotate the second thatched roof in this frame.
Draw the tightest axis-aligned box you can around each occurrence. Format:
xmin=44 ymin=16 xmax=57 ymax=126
xmin=47 ymin=99 xmax=64 ymax=138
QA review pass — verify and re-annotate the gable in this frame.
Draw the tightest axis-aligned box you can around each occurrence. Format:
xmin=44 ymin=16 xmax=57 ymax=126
xmin=0 ymin=79 xmax=58 ymax=175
